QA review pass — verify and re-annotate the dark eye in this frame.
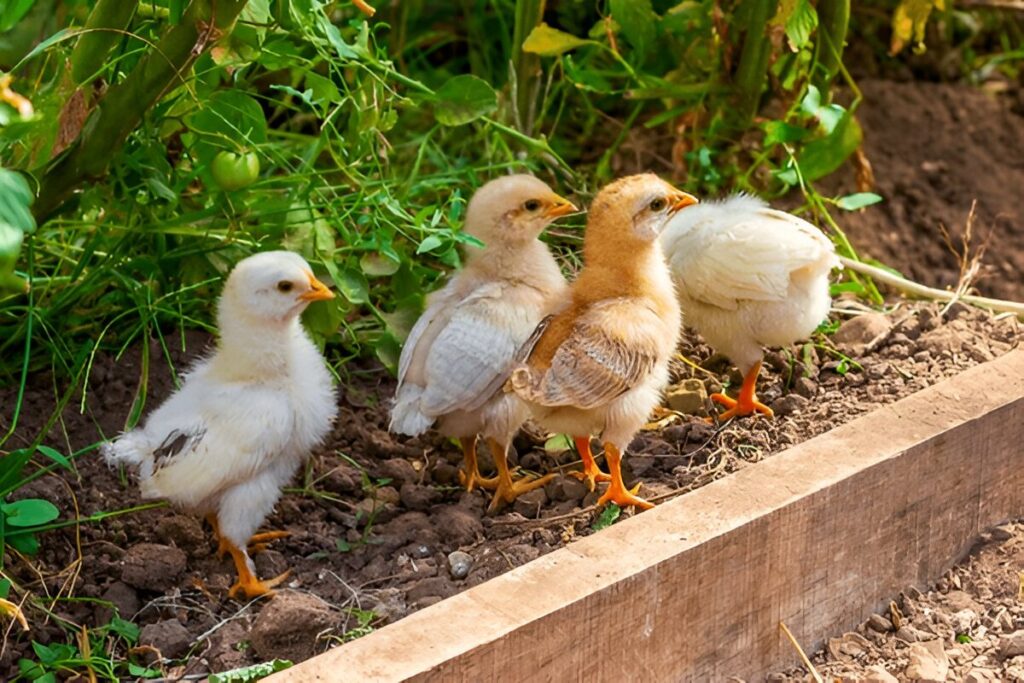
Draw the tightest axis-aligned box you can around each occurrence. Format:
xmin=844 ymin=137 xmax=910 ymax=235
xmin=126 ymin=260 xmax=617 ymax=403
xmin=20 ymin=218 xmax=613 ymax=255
xmin=649 ymin=197 xmax=667 ymax=212
xmin=276 ymin=280 xmax=294 ymax=293
xmin=523 ymin=199 xmax=542 ymax=212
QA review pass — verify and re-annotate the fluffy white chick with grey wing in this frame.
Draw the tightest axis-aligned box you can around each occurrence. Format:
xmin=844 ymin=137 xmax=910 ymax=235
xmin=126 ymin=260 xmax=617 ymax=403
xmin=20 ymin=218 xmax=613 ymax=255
xmin=102 ymin=251 xmax=337 ymax=598
xmin=390 ymin=175 xmax=575 ymax=511
xmin=661 ymin=194 xmax=839 ymax=420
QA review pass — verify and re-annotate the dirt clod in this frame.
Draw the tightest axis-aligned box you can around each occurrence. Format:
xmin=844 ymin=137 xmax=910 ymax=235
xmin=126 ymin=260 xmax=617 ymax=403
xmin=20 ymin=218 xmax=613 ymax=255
xmin=250 ymin=591 xmax=337 ymax=662
xmin=906 ymin=639 xmax=950 ymax=681
xmin=120 ymin=543 xmax=187 ymax=592
xmin=139 ymin=619 xmax=192 ymax=660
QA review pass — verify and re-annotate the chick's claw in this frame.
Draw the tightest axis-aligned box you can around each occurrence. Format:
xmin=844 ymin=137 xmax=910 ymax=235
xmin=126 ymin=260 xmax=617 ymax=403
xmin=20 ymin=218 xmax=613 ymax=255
xmin=487 ymin=472 xmax=557 ymax=513
xmin=459 ymin=468 xmax=498 ymax=493
xmin=228 ymin=569 xmax=291 ymax=600
xmin=569 ymin=436 xmax=612 ymax=492
xmin=247 ymin=530 xmax=290 ymax=554
xmin=708 ymin=392 xmax=774 ymax=422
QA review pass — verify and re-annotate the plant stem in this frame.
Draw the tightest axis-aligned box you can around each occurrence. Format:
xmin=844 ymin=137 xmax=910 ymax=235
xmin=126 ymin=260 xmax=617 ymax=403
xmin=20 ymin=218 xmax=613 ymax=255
xmin=510 ymin=0 xmax=546 ymax=135
xmin=812 ymin=0 xmax=851 ymax=100
xmin=732 ymin=0 xmax=778 ymax=126
xmin=33 ymin=0 xmax=250 ymax=222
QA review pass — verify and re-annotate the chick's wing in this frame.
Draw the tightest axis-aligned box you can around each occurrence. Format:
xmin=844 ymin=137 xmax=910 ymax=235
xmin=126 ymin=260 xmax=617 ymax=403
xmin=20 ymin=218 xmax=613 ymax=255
xmin=515 ymin=301 xmax=658 ymax=410
xmin=415 ymin=282 xmax=533 ymax=416
xmin=675 ymin=210 xmax=831 ymax=311
xmin=140 ymin=380 xmax=294 ymax=507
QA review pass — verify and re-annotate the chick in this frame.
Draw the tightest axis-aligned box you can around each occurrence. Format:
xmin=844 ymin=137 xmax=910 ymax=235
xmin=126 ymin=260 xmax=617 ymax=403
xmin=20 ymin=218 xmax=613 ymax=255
xmin=509 ymin=174 xmax=698 ymax=509
xmin=660 ymin=194 xmax=838 ymax=420
xmin=390 ymin=175 xmax=575 ymax=511
xmin=102 ymin=251 xmax=337 ymax=598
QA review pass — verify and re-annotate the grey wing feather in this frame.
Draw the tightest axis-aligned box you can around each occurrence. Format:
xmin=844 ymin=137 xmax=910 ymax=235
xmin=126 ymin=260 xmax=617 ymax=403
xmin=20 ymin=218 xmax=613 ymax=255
xmin=152 ymin=426 xmax=207 ymax=473
xmin=419 ymin=303 xmax=521 ymax=415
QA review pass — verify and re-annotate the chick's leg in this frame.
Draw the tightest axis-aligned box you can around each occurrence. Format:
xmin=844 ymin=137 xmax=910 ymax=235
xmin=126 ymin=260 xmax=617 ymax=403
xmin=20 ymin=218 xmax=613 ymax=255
xmin=597 ymin=443 xmax=653 ymax=510
xmin=458 ymin=436 xmax=497 ymax=492
xmin=225 ymin=540 xmax=290 ymax=599
xmin=486 ymin=438 xmax=555 ymax=513
xmin=206 ymin=513 xmax=230 ymax=558
xmin=709 ymin=360 xmax=774 ymax=421
xmin=568 ymin=436 xmax=611 ymax=492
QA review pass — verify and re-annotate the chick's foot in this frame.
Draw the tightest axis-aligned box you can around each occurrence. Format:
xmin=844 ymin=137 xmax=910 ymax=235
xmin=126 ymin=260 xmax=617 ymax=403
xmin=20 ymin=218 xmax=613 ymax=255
xmin=225 ymin=542 xmax=290 ymax=599
xmin=707 ymin=360 xmax=774 ymax=422
xmin=567 ymin=436 xmax=611 ymax=492
xmin=485 ymin=437 xmax=555 ymax=512
xmin=458 ymin=436 xmax=498 ymax=493
xmin=596 ymin=443 xmax=653 ymax=510
xmin=248 ymin=530 xmax=290 ymax=554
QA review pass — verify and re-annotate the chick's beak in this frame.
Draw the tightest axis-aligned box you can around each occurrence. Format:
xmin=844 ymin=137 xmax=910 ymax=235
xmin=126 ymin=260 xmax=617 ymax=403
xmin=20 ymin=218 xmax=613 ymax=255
xmin=670 ymin=191 xmax=700 ymax=213
xmin=298 ymin=271 xmax=335 ymax=302
xmin=544 ymin=196 xmax=578 ymax=219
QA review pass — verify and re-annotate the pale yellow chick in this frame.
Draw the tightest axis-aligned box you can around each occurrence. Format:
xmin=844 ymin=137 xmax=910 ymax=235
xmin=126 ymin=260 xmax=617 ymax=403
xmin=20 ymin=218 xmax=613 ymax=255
xmin=390 ymin=175 xmax=575 ymax=510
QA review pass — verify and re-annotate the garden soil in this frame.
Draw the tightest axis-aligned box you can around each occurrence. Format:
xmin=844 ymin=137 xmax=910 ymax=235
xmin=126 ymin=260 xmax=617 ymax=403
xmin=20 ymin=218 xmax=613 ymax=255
xmin=0 ymin=79 xmax=1023 ymax=678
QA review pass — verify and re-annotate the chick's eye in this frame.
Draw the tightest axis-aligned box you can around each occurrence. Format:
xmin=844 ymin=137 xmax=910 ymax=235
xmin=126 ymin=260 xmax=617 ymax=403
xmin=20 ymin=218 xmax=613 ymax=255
xmin=523 ymin=199 xmax=542 ymax=212
xmin=276 ymin=280 xmax=294 ymax=293
xmin=649 ymin=197 xmax=667 ymax=212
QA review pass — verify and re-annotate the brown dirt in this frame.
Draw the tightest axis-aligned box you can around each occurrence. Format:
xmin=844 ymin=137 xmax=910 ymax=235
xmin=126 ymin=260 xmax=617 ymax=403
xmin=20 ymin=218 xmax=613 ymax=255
xmin=0 ymin=301 xmax=1019 ymax=678
xmin=769 ymin=521 xmax=1024 ymax=682
xmin=822 ymin=79 xmax=1024 ymax=302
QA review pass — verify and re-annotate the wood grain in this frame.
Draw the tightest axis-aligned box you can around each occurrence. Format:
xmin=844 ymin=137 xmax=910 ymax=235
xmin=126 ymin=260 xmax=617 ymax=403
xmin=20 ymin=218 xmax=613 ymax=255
xmin=271 ymin=349 xmax=1024 ymax=682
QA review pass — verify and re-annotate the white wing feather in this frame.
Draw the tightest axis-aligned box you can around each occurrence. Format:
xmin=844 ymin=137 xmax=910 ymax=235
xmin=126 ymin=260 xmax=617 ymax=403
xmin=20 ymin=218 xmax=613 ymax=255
xmin=664 ymin=199 xmax=836 ymax=311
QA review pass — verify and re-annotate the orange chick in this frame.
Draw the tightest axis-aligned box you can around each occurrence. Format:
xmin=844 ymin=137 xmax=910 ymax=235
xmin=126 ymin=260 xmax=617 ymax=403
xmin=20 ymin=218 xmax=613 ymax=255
xmin=508 ymin=174 xmax=698 ymax=509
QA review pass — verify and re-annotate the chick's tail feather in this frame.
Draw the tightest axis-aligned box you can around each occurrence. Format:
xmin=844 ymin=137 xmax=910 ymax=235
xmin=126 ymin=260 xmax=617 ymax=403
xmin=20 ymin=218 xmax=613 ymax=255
xmin=389 ymin=387 xmax=434 ymax=436
xmin=101 ymin=432 xmax=154 ymax=479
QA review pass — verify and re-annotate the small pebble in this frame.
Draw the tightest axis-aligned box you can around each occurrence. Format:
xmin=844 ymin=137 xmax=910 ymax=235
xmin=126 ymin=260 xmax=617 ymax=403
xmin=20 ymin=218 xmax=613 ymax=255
xmin=447 ymin=550 xmax=473 ymax=580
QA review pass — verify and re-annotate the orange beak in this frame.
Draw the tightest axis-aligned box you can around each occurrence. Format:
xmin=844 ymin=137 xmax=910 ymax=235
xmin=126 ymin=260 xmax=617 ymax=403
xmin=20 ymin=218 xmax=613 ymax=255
xmin=670 ymin=191 xmax=699 ymax=212
xmin=298 ymin=271 xmax=335 ymax=302
xmin=544 ymin=196 xmax=579 ymax=219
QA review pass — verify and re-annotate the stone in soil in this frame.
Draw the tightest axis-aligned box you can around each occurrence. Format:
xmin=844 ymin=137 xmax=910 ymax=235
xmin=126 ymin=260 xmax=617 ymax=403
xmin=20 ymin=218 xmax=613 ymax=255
xmin=905 ymin=639 xmax=949 ymax=681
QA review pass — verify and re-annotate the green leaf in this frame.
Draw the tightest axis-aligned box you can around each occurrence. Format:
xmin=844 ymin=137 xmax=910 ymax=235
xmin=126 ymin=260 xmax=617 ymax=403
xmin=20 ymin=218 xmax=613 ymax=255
xmin=35 ymin=445 xmax=72 ymax=471
xmin=208 ymin=659 xmax=294 ymax=683
xmin=374 ymin=334 xmax=401 ymax=375
xmin=359 ymin=252 xmax=400 ymax=277
xmin=185 ymin=91 xmax=268 ymax=147
xmin=128 ymin=662 xmax=163 ymax=678
xmin=591 ymin=503 xmax=621 ymax=531
xmin=416 ymin=234 xmax=445 ymax=254
xmin=794 ymin=113 xmax=862 ymax=182
xmin=0 ymin=0 xmax=35 ymax=33
xmin=772 ymin=0 xmax=818 ymax=51
xmin=836 ymin=192 xmax=883 ymax=211
xmin=763 ymin=121 xmax=808 ymax=146
xmin=544 ymin=434 xmax=573 ymax=454
xmin=2 ymin=499 xmax=59 ymax=527
xmin=610 ymin=0 xmax=657 ymax=60
xmin=7 ymin=533 xmax=38 ymax=555
xmin=335 ymin=267 xmax=369 ymax=305
xmin=522 ymin=23 xmax=591 ymax=57
xmin=432 ymin=75 xmax=497 ymax=127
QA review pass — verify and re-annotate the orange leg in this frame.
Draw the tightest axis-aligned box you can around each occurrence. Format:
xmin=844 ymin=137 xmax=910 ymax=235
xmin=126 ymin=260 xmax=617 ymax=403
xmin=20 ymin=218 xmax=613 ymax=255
xmin=224 ymin=540 xmax=291 ymax=600
xmin=207 ymin=514 xmax=288 ymax=556
xmin=568 ymin=436 xmax=611 ymax=492
xmin=596 ymin=443 xmax=653 ymax=510
xmin=486 ymin=438 xmax=555 ymax=513
xmin=708 ymin=360 xmax=774 ymax=422
xmin=457 ymin=436 xmax=498 ymax=492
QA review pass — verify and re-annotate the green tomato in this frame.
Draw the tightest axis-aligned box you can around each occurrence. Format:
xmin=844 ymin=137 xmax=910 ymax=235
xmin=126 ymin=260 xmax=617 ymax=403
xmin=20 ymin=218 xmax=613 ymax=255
xmin=210 ymin=151 xmax=260 ymax=191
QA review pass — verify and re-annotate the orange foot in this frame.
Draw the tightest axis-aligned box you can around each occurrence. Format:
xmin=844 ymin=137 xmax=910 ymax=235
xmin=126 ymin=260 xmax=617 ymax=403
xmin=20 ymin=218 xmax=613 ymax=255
xmin=228 ymin=569 xmax=291 ymax=600
xmin=457 ymin=436 xmax=498 ymax=493
xmin=568 ymin=436 xmax=612 ymax=492
xmin=597 ymin=442 xmax=653 ymax=510
xmin=485 ymin=437 xmax=555 ymax=512
xmin=707 ymin=360 xmax=775 ymax=422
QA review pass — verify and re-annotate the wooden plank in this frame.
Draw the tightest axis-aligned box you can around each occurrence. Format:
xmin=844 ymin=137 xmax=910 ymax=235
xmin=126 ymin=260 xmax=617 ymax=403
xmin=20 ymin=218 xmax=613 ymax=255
xmin=272 ymin=349 xmax=1024 ymax=682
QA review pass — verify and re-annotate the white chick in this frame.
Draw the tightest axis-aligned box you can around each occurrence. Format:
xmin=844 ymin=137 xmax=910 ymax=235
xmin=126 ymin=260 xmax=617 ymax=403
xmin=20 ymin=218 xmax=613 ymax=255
xmin=660 ymin=194 xmax=839 ymax=420
xmin=390 ymin=175 xmax=575 ymax=511
xmin=102 ymin=251 xmax=337 ymax=598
